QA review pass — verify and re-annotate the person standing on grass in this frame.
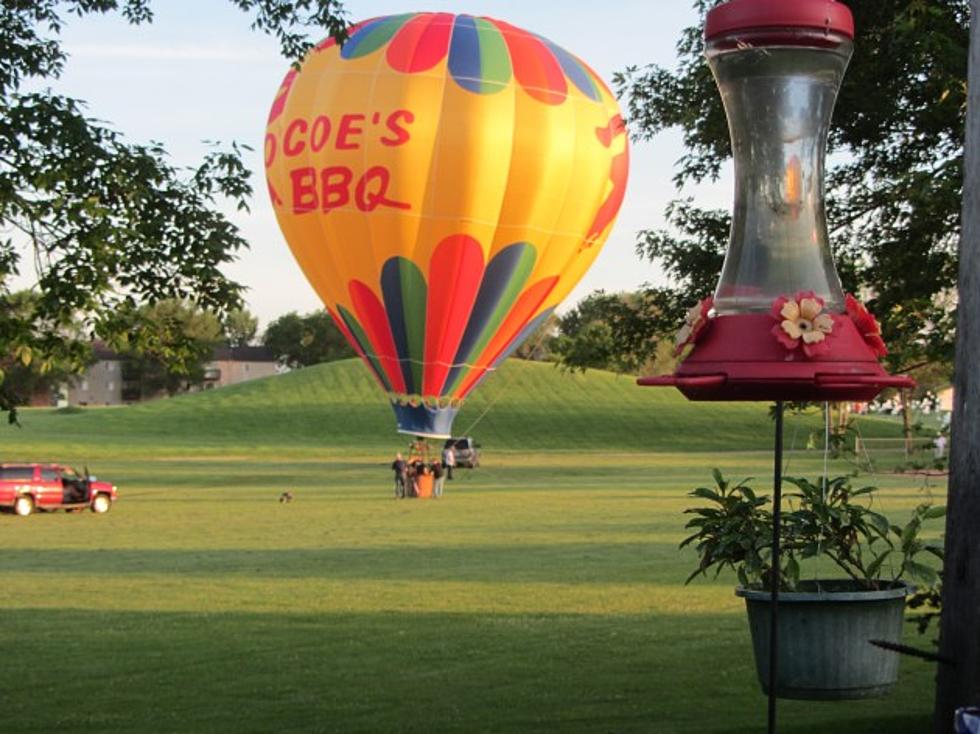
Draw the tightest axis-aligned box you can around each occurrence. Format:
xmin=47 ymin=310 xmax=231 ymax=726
xmin=442 ymin=444 xmax=456 ymax=480
xmin=431 ymin=460 xmax=445 ymax=498
xmin=392 ymin=453 xmax=407 ymax=498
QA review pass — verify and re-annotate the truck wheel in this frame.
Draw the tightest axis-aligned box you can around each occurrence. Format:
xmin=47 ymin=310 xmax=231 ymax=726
xmin=91 ymin=494 xmax=111 ymax=514
xmin=13 ymin=495 xmax=34 ymax=517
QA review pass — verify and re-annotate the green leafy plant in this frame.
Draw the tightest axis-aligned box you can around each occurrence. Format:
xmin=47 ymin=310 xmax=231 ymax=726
xmin=907 ymin=571 xmax=943 ymax=637
xmin=681 ymin=470 xmax=945 ymax=591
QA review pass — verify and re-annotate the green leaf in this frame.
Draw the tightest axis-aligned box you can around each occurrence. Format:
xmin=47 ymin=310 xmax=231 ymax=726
xmin=684 ymin=569 xmax=705 ymax=585
xmin=785 ymin=556 xmax=800 ymax=589
xmin=690 ymin=487 xmax=721 ymax=502
xmin=923 ymin=505 xmax=947 ymax=520
xmin=867 ymin=512 xmax=891 ymax=538
xmin=866 ymin=550 xmax=891 ymax=579
xmin=900 ymin=520 xmax=920 ymax=548
xmin=711 ymin=468 xmax=724 ymax=489
xmin=904 ymin=561 xmax=938 ymax=585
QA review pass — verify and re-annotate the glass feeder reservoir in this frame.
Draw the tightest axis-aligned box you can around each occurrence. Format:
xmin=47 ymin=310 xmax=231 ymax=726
xmin=640 ymin=0 xmax=913 ymax=401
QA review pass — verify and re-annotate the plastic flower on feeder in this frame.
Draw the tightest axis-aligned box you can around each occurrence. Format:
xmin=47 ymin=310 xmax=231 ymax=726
xmin=771 ymin=291 xmax=835 ymax=358
xmin=674 ymin=297 xmax=714 ymax=356
xmin=845 ymin=294 xmax=888 ymax=359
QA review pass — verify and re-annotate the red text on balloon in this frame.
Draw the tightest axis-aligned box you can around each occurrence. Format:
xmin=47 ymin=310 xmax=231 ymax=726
xmin=289 ymin=165 xmax=411 ymax=214
xmin=269 ymin=109 xmax=415 ymax=162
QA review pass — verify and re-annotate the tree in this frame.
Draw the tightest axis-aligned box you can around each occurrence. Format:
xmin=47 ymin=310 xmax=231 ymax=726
xmin=223 ymin=308 xmax=259 ymax=348
xmin=0 ymin=291 xmax=92 ymax=407
xmin=613 ymin=1 xmax=968 ymax=426
xmin=552 ymin=290 xmax=666 ymax=374
xmin=119 ymin=300 xmax=224 ymax=399
xmin=0 ymin=0 xmax=348 ymax=422
xmin=513 ymin=312 xmax=559 ymax=361
xmin=263 ymin=310 xmax=354 ymax=367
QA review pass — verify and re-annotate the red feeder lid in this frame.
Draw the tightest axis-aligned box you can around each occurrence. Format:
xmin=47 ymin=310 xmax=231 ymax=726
xmin=705 ymin=0 xmax=854 ymax=40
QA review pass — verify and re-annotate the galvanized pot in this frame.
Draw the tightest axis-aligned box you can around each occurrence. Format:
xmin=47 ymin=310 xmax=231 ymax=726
xmin=736 ymin=580 xmax=910 ymax=700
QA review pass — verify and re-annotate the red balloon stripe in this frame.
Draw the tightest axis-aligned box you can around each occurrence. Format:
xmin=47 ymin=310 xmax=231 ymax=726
xmin=423 ymin=234 xmax=486 ymax=396
xmin=326 ymin=307 xmax=387 ymax=391
xmin=491 ymin=19 xmax=567 ymax=105
xmin=349 ymin=280 xmax=408 ymax=394
xmin=386 ymin=12 xmax=453 ymax=73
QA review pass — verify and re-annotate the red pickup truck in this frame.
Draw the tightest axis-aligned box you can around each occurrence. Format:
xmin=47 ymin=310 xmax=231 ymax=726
xmin=0 ymin=464 xmax=118 ymax=516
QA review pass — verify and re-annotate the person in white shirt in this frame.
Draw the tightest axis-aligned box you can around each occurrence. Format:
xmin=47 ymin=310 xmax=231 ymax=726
xmin=442 ymin=445 xmax=456 ymax=480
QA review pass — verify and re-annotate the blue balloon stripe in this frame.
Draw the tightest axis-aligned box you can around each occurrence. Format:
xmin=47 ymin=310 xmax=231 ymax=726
xmin=467 ymin=308 xmax=555 ymax=394
xmin=380 ymin=258 xmax=417 ymax=394
xmin=543 ymin=39 xmax=601 ymax=101
xmin=443 ymin=243 xmax=534 ymax=393
xmin=448 ymin=15 xmax=483 ymax=94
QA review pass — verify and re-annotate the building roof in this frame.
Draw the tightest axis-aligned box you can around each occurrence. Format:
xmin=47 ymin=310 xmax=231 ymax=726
xmin=90 ymin=342 xmax=276 ymax=363
xmin=92 ymin=340 xmax=120 ymax=360
xmin=210 ymin=345 xmax=277 ymax=363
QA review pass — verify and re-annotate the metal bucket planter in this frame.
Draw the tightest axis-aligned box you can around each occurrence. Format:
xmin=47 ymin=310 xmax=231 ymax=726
xmin=736 ymin=580 xmax=910 ymax=700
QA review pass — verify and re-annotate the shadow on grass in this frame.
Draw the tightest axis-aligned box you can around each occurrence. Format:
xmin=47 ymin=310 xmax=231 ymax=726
xmin=0 ymin=608 xmax=933 ymax=734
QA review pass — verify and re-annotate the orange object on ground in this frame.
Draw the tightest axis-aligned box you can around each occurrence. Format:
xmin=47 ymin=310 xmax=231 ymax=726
xmin=415 ymin=473 xmax=434 ymax=499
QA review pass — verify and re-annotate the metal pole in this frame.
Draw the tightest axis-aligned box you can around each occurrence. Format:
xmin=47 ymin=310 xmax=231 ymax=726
xmin=768 ymin=400 xmax=784 ymax=734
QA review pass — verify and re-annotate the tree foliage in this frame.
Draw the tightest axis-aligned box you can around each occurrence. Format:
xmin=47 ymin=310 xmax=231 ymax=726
xmin=0 ymin=0 xmax=348 ymax=422
xmin=613 ymin=0 xmax=968 ymax=377
xmin=552 ymin=291 xmax=668 ymax=374
xmin=223 ymin=308 xmax=259 ymax=348
xmin=263 ymin=310 xmax=354 ymax=368
xmin=119 ymin=299 xmax=224 ymax=399
xmin=0 ymin=291 xmax=91 ymax=407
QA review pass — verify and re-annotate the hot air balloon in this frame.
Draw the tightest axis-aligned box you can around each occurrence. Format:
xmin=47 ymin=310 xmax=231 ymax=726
xmin=265 ymin=12 xmax=630 ymax=437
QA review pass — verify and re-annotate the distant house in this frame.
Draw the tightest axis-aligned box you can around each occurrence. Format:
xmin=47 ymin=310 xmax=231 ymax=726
xmin=65 ymin=342 xmax=124 ymax=407
xmin=63 ymin=343 xmax=279 ymax=406
xmin=199 ymin=346 xmax=279 ymax=390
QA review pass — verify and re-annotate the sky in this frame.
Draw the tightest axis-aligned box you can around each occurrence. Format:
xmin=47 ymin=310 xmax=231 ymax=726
xmin=43 ymin=0 xmax=733 ymax=328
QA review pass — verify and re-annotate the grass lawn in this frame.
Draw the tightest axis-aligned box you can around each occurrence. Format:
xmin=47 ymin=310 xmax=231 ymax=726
xmin=0 ymin=361 xmax=946 ymax=733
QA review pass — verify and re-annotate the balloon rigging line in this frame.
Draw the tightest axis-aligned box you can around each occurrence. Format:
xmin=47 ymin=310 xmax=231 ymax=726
xmin=457 ymin=321 xmax=555 ymax=436
xmin=354 ymin=352 xmax=502 ymax=370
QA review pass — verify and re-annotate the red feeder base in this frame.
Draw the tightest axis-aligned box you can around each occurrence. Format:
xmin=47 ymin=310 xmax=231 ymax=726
xmin=638 ymin=313 xmax=914 ymax=402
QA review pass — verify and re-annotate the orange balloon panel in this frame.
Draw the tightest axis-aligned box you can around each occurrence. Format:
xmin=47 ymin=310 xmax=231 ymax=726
xmin=265 ymin=13 xmax=629 ymax=437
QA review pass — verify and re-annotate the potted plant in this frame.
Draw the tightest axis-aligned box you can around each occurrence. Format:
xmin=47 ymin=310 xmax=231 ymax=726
xmin=682 ymin=470 xmax=944 ymax=700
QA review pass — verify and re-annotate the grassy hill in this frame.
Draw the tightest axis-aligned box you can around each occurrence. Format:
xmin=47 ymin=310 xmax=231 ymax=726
xmin=2 ymin=358 xmax=901 ymax=458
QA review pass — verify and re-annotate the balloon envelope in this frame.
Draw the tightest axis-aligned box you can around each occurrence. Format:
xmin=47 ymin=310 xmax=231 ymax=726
xmin=265 ymin=13 xmax=629 ymax=437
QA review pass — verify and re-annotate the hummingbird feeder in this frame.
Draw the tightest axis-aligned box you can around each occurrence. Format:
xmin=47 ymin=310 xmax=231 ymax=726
xmin=639 ymin=0 xmax=913 ymax=402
